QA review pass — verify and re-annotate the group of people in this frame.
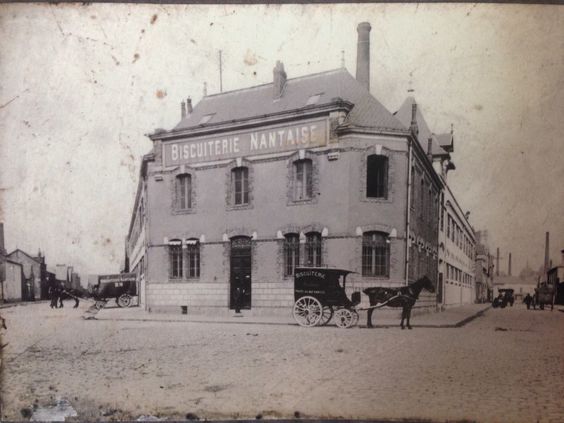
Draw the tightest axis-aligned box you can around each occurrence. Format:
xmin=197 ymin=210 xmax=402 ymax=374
xmin=48 ymin=282 xmax=80 ymax=309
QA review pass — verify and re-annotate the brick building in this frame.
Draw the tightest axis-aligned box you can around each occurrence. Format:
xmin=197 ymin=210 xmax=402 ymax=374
xmin=126 ymin=23 xmax=442 ymax=314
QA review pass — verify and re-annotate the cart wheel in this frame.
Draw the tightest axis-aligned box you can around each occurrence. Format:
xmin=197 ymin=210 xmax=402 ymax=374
xmin=335 ymin=308 xmax=355 ymax=328
xmin=117 ymin=294 xmax=132 ymax=308
xmin=293 ymin=296 xmax=323 ymax=327
xmin=319 ymin=306 xmax=334 ymax=326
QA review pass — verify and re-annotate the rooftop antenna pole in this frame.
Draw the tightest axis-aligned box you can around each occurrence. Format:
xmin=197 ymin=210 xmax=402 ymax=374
xmin=219 ymin=50 xmax=223 ymax=93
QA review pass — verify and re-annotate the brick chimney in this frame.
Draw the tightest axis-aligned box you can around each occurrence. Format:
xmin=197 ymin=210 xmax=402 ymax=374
xmin=273 ymin=61 xmax=287 ymax=99
xmin=181 ymin=101 xmax=186 ymax=119
xmin=0 ymin=222 xmax=5 ymax=256
xmin=508 ymin=252 xmax=512 ymax=276
xmin=356 ymin=22 xmax=371 ymax=91
xmin=187 ymin=97 xmax=193 ymax=114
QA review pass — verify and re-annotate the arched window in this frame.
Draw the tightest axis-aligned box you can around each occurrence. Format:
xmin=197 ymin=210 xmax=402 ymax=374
xmin=176 ymin=174 xmax=192 ymax=210
xmin=293 ymin=159 xmax=313 ymax=200
xmin=362 ymin=232 xmax=389 ymax=277
xmin=185 ymin=239 xmax=200 ymax=278
xmin=366 ymin=155 xmax=388 ymax=199
xmin=305 ymin=232 xmax=322 ymax=267
xmin=168 ymin=239 xmax=183 ymax=279
xmin=231 ymin=167 xmax=249 ymax=205
xmin=284 ymin=233 xmax=300 ymax=276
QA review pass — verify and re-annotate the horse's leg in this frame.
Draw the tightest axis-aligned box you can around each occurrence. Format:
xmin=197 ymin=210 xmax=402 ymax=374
xmin=407 ymin=307 xmax=412 ymax=329
xmin=400 ymin=307 xmax=405 ymax=329
xmin=366 ymin=308 xmax=374 ymax=328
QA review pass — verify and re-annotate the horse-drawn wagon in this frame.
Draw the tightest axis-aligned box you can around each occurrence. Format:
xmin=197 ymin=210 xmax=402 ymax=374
xmin=292 ymin=267 xmax=361 ymax=328
xmin=292 ymin=267 xmax=435 ymax=329
xmin=535 ymin=283 xmax=555 ymax=311
xmin=94 ymin=273 xmax=137 ymax=308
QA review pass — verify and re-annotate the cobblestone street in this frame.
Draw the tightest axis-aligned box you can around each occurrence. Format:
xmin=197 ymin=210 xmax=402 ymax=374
xmin=2 ymin=302 xmax=564 ymax=422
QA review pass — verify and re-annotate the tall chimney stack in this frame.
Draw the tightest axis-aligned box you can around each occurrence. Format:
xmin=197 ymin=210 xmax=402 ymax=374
xmin=496 ymin=247 xmax=500 ymax=276
xmin=273 ymin=61 xmax=287 ymax=99
xmin=0 ymin=222 xmax=5 ymax=255
xmin=356 ymin=22 xmax=372 ymax=92
xmin=544 ymin=232 xmax=550 ymax=273
xmin=187 ymin=97 xmax=193 ymax=114
xmin=181 ymin=101 xmax=186 ymax=119
xmin=508 ymin=252 xmax=512 ymax=276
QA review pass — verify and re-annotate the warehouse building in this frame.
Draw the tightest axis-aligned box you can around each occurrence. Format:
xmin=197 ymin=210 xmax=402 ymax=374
xmin=126 ymin=23 xmax=443 ymax=314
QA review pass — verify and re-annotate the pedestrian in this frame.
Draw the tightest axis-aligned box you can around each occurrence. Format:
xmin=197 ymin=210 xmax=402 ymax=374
xmin=234 ymin=286 xmax=243 ymax=314
xmin=523 ymin=293 xmax=532 ymax=310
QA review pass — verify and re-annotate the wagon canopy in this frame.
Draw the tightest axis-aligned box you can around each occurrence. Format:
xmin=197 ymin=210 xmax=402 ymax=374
xmin=294 ymin=267 xmax=355 ymax=302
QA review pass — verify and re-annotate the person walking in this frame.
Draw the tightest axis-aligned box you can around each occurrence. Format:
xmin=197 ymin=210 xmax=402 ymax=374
xmin=523 ymin=293 xmax=532 ymax=310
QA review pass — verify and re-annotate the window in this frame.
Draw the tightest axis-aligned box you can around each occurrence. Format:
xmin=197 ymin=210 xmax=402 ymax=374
xmin=186 ymin=239 xmax=200 ymax=278
xmin=232 ymin=167 xmax=249 ymax=205
xmin=440 ymin=194 xmax=444 ymax=232
xmin=176 ymin=174 xmax=192 ymax=210
xmin=169 ymin=240 xmax=183 ymax=279
xmin=294 ymin=159 xmax=313 ymax=200
xmin=284 ymin=234 xmax=300 ymax=276
xmin=199 ymin=114 xmax=214 ymax=124
xmin=366 ymin=155 xmax=388 ymax=198
xmin=362 ymin=232 xmax=390 ymax=277
xmin=305 ymin=232 xmax=322 ymax=267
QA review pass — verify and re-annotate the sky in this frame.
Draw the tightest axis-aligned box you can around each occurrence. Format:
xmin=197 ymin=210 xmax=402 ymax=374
xmin=0 ymin=3 xmax=563 ymax=281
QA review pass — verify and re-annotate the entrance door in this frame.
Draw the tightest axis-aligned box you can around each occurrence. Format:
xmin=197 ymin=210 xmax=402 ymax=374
xmin=437 ymin=272 xmax=444 ymax=304
xmin=230 ymin=236 xmax=252 ymax=310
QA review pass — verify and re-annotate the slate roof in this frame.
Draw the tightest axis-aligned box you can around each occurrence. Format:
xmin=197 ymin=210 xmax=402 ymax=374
xmin=172 ymin=68 xmax=406 ymax=133
xmin=394 ymin=97 xmax=450 ymax=156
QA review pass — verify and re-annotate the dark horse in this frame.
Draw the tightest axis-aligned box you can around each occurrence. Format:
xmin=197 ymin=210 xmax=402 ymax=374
xmin=363 ymin=275 xmax=435 ymax=329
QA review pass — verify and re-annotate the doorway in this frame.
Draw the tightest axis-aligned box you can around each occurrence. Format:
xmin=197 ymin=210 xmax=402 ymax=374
xmin=230 ymin=236 xmax=252 ymax=310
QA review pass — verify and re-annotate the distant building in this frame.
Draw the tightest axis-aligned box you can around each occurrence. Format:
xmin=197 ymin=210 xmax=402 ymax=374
xmin=6 ymin=249 xmax=48 ymax=301
xmin=474 ymin=231 xmax=494 ymax=303
xmin=547 ymin=249 xmax=564 ymax=305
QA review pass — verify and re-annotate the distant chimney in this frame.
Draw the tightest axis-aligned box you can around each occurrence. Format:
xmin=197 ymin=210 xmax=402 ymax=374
xmin=544 ymin=232 xmax=550 ymax=273
xmin=496 ymin=247 xmax=500 ymax=276
xmin=181 ymin=101 xmax=186 ymax=119
xmin=273 ymin=61 xmax=287 ymax=99
xmin=187 ymin=97 xmax=193 ymax=114
xmin=0 ymin=222 xmax=5 ymax=255
xmin=356 ymin=22 xmax=371 ymax=91
xmin=203 ymin=82 xmax=208 ymax=97
xmin=410 ymin=103 xmax=419 ymax=137
xmin=508 ymin=253 xmax=512 ymax=276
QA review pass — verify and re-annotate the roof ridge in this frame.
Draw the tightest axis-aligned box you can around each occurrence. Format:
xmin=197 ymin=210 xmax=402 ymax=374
xmin=203 ymin=68 xmax=349 ymax=100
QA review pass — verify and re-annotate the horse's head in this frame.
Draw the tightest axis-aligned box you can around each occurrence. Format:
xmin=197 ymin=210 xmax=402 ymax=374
xmin=420 ymin=275 xmax=435 ymax=293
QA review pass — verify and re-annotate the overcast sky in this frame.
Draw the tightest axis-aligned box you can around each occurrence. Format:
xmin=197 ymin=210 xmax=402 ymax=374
xmin=1 ymin=3 xmax=563 ymax=280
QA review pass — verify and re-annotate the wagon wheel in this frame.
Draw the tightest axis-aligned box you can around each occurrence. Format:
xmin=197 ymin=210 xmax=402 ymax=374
xmin=293 ymin=296 xmax=323 ymax=327
xmin=318 ymin=306 xmax=334 ymax=326
xmin=334 ymin=308 xmax=355 ymax=328
xmin=117 ymin=294 xmax=132 ymax=308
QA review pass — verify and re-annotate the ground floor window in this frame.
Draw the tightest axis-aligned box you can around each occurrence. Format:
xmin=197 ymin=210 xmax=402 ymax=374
xmin=305 ymin=232 xmax=322 ymax=267
xmin=362 ymin=231 xmax=389 ymax=277
xmin=169 ymin=240 xmax=183 ymax=278
xmin=284 ymin=233 xmax=300 ymax=276
xmin=186 ymin=240 xmax=200 ymax=278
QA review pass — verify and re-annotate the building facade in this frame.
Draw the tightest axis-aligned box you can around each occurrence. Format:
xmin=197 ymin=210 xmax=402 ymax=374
xmin=6 ymin=249 xmax=48 ymax=301
xmin=126 ymin=23 xmax=443 ymax=314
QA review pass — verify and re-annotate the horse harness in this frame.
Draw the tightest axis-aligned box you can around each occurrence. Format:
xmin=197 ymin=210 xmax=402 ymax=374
xmin=360 ymin=286 xmax=418 ymax=311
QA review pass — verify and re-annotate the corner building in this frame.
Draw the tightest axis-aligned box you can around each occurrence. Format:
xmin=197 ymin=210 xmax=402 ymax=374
xmin=127 ymin=24 xmax=442 ymax=314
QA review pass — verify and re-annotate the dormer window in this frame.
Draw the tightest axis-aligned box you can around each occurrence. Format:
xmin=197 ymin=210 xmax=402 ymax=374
xmin=199 ymin=114 xmax=214 ymax=125
xmin=305 ymin=93 xmax=322 ymax=106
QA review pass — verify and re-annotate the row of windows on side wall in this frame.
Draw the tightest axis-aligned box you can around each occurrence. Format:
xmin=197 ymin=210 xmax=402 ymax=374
xmin=167 ymin=232 xmax=391 ymax=280
xmin=173 ymin=155 xmax=390 ymax=211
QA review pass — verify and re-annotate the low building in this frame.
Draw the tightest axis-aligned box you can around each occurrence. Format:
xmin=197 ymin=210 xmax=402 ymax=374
xmin=126 ymin=22 xmax=443 ymax=315
xmin=6 ymin=249 xmax=48 ymax=300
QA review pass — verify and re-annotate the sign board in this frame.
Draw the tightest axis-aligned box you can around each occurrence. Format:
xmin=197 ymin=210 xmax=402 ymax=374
xmin=98 ymin=273 xmax=136 ymax=284
xmin=163 ymin=118 xmax=328 ymax=166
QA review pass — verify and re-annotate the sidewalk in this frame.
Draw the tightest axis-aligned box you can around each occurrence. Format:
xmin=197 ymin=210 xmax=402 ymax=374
xmin=95 ymin=303 xmax=491 ymax=328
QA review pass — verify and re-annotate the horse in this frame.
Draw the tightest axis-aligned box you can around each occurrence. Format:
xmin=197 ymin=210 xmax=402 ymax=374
xmin=363 ymin=275 xmax=435 ymax=330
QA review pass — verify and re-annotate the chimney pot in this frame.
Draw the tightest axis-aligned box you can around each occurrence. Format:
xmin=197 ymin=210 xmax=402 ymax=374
xmin=356 ymin=22 xmax=372 ymax=92
xmin=187 ymin=97 xmax=193 ymax=114
xmin=273 ymin=60 xmax=287 ymax=99
xmin=181 ymin=101 xmax=186 ymax=119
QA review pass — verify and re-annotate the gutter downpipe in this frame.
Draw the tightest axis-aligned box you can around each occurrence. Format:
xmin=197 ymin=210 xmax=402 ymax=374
xmin=405 ymin=135 xmax=413 ymax=286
